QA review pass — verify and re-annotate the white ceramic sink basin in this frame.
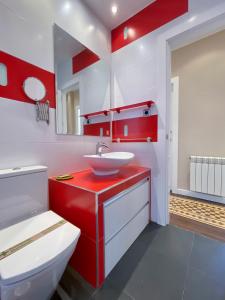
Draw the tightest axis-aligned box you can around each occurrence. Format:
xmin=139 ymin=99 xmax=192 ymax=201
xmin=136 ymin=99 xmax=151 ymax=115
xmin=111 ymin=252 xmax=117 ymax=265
xmin=83 ymin=152 xmax=135 ymax=176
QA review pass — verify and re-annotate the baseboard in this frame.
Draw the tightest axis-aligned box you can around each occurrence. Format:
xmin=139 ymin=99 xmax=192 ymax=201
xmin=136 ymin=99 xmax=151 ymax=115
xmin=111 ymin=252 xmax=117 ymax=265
xmin=171 ymin=188 xmax=225 ymax=205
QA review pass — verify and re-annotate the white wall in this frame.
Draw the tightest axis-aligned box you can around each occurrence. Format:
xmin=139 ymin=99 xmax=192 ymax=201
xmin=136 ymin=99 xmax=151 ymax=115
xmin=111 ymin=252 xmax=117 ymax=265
xmin=111 ymin=0 xmax=225 ymax=224
xmin=0 ymin=0 xmax=111 ymax=177
xmin=0 ymin=0 xmax=110 ymax=70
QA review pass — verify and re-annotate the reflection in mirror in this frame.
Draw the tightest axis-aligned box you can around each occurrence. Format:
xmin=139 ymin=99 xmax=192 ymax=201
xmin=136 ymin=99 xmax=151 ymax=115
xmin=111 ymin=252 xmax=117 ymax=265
xmin=53 ymin=24 xmax=110 ymax=135
xmin=61 ymin=84 xmax=81 ymax=135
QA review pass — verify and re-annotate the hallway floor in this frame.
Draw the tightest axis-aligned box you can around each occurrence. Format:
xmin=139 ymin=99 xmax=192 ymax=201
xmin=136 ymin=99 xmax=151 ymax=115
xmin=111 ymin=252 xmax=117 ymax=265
xmin=170 ymin=194 xmax=225 ymax=242
xmin=53 ymin=223 xmax=225 ymax=300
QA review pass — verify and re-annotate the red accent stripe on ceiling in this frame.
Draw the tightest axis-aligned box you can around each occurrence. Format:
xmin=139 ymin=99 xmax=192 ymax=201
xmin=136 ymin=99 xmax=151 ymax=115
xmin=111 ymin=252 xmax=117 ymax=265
xmin=72 ymin=49 xmax=100 ymax=74
xmin=111 ymin=0 xmax=188 ymax=52
xmin=0 ymin=50 xmax=56 ymax=108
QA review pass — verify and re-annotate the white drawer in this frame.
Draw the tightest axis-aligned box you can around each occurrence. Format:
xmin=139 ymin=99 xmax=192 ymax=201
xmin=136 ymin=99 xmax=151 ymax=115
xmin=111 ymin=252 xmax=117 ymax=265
xmin=104 ymin=180 xmax=150 ymax=242
xmin=105 ymin=204 xmax=149 ymax=277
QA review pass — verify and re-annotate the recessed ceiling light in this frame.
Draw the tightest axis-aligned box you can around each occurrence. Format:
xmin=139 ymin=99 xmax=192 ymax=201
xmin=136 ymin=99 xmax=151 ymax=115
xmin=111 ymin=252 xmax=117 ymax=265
xmin=63 ymin=1 xmax=71 ymax=12
xmin=111 ymin=5 xmax=118 ymax=15
xmin=88 ymin=25 xmax=94 ymax=32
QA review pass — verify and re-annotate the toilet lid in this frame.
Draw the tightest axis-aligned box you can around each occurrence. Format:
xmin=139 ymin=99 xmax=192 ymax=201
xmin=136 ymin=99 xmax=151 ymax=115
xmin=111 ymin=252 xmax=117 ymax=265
xmin=0 ymin=211 xmax=80 ymax=284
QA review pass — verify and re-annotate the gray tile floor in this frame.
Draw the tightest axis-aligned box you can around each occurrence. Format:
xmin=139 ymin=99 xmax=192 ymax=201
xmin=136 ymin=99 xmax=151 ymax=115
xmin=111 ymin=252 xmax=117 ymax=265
xmin=52 ymin=223 xmax=225 ymax=300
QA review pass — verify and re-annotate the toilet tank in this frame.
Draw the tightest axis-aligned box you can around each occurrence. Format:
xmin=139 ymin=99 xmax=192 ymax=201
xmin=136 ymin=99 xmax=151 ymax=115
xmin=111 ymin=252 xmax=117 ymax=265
xmin=0 ymin=166 xmax=48 ymax=230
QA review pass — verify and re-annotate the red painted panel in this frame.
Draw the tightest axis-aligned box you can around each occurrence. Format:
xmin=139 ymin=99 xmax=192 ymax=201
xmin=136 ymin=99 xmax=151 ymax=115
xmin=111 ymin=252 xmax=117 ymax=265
xmin=83 ymin=121 xmax=110 ymax=137
xmin=97 ymin=204 xmax=105 ymax=286
xmin=111 ymin=0 xmax=188 ymax=52
xmin=0 ymin=50 xmax=56 ymax=108
xmin=98 ymin=204 xmax=104 ymax=240
xmin=69 ymin=234 xmax=97 ymax=287
xmin=49 ymin=180 xmax=96 ymax=239
xmin=112 ymin=115 xmax=158 ymax=142
xmin=51 ymin=166 xmax=150 ymax=193
xmin=73 ymin=49 xmax=100 ymax=74
xmin=49 ymin=179 xmax=98 ymax=286
xmin=97 ymin=203 xmax=105 ymax=286
xmin=98 ymin=237 xmax=105 ymax=287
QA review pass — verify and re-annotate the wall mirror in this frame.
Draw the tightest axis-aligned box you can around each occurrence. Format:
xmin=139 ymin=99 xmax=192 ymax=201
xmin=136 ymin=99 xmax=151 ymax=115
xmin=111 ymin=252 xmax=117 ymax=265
xmin=23 ymin=77 xmax=46 ymax=101
xmin=53 ymin=24 xmax=111 ymax=135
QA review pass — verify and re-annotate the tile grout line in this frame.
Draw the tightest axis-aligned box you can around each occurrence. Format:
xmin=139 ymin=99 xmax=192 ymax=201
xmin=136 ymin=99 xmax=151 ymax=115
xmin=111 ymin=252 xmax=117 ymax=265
xmin=181 ymin=233 xmax=195 ymax=300
xmin=91 ymin=282 xmax=135 ymax=300
xmin=56 ymin=285 xmax=72 ymax=300
xmin=123 ymin=289 xmax=136 ymax=300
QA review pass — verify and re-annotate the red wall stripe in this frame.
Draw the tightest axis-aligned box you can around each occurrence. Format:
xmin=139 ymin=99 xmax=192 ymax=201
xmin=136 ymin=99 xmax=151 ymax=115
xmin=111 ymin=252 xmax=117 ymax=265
xmin=111 ymin=0 xmax=188 ymax=52
xmin=72 ymin=49 xmax=100 ymax=74
xmin=0 ymin=50 xmax=56 ymax=108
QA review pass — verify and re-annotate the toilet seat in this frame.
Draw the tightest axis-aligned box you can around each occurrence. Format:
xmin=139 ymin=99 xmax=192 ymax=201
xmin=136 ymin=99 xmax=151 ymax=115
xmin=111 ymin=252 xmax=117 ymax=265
xmin=0 ymin=210 xmax=80 ymax=285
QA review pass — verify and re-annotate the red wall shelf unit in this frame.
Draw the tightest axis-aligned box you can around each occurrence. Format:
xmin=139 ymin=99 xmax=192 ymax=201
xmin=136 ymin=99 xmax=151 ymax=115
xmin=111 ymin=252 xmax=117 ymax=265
xmin=111 ymin=101 xmax=158 ymax=143
xmin=110 ymin=101 xmax=154 ymax=113
xmin=84 ymin=121 xmax=110 ymax=137
xmin=112 ymin=115 xmax=158 ymax=143
xmin=81 ymin=110 xmax=110 ymax=137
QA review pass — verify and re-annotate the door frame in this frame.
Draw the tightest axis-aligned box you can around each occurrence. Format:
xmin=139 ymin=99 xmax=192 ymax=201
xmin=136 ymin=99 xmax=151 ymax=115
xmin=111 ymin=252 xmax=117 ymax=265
xmin=57 ymin=80 xmax=80 ymax=134
xmin=170 ymin=76 xmax=179 ymax=193
xmin=163 ymin=8 xmax=225 ymax=225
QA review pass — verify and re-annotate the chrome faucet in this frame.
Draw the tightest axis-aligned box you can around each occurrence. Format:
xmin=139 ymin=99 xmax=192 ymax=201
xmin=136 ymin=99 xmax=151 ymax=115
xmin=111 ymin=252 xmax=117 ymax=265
xmin=96 ymin=142 xmax=110 ymax=156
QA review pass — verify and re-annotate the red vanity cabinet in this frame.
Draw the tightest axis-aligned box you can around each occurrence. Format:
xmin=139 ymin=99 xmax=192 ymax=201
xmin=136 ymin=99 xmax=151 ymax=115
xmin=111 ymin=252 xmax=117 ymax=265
xmin=49 ymin=165 xmax=151 ymax=288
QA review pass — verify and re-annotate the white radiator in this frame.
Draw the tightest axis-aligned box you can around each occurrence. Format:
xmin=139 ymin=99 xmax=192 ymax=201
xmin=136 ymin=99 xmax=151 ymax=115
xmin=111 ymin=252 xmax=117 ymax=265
xmin=190 ymin=156 xmax=225 ymax=197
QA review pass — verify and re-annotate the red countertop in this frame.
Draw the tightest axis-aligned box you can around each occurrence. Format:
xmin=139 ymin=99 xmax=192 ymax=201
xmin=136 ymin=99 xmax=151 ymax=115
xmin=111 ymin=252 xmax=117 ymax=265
xmin=50 ymin=165 xmax=150 ymax=194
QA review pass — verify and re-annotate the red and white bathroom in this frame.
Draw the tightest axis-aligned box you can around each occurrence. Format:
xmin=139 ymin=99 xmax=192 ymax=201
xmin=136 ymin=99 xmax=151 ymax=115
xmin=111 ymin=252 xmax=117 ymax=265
xmin=1 ymin=1 xmax=225 ymax=299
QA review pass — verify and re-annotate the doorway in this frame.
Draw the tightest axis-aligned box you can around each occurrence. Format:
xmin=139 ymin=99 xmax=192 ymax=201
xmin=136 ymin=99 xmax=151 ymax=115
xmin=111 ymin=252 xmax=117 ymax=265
xmin=168 ymin=29 xmax=225 ymax=242
xmin=57 ymin=83 xmax=81 ymax=135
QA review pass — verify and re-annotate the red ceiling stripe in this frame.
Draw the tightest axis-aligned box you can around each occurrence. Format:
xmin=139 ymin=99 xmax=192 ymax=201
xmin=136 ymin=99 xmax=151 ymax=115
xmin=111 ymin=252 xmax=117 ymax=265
xmin=72 ymin=49 xmax=100 ymax=74
xmin=111 ymin=0 xmax=188 ymax=52
xmin=0 ymin=50 xmax=56 ymax=108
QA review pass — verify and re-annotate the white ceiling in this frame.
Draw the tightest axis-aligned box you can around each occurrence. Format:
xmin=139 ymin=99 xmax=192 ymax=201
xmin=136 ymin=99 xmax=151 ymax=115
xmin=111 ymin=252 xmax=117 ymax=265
xmin=54 ymin=25 xmax=86 ymax=65
xmin=83 ymin=0 xmax=156 ymax=30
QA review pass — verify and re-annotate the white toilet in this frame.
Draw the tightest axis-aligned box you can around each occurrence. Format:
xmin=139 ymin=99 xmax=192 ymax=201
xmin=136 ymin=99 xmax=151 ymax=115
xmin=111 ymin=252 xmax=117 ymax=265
xmin=0 ymin=166 xmax=81 ymax=300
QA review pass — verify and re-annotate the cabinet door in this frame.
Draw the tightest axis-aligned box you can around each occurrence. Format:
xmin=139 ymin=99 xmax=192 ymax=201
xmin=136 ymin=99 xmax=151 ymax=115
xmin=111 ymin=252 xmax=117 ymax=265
xmin=104 ymin=180 xmax=150 ymax=243
xmin=105 ymin=204 xmax=149 ymax=277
